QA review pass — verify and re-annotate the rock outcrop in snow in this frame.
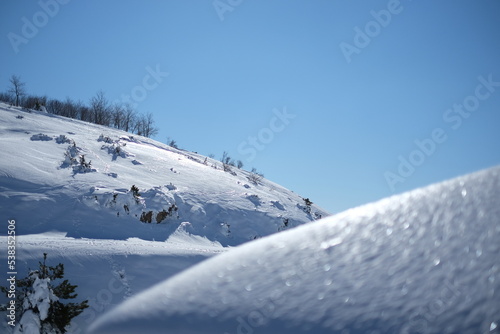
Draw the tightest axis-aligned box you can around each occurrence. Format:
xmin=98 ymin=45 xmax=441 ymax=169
xmin=90 ymin=166 xmax=500 ymax=334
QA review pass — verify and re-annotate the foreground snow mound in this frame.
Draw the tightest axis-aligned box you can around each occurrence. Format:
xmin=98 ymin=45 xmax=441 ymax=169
xmin=90 ymin=166 xmax=500 ymax=334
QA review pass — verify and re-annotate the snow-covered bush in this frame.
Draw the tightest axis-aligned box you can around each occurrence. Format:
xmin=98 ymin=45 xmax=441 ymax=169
xmin=165 ymin=183 xmax=177 ymax=191
xmin=55 ymin=135 xmax=72 ymax=144
xmin=61 ymin=144 xmax=79 ymax=168
xmin=30 ymin=133 xmax=53 ymax=141
xmin=0 ymin=253 xmax=88 ymax=334
xmin=60 ymin=143 xmax=95 ymax=174
xmin=101 ymin=142 xmax=132 ymax=160
xmin=73 ymin=155 xmax=95 ymax=174
xmin=97 ymin=134 xmax=113 ymax=144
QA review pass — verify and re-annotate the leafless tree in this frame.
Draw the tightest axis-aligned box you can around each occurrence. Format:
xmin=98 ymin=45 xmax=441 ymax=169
xmin=111 ymin=103 xmax=124 ymax=129
xmin=121 ymin=104 xmax=136 ymax=132
xmin=141 ymin=112 xmax=158 ymax=137
xmin=46 ymin=99 xmax=65 ymax=115
xmin=133 ymin=112 xmax=158 ymax=138
xmin=90 ymin=90 xmax=111 ymax=126
xmin=0 ymin=92 xmax=14 ymax=104
xmin=23 ymin=95 xmax=47 ymax=110
xmin=8 ymin=75 xmax=26 ymax=107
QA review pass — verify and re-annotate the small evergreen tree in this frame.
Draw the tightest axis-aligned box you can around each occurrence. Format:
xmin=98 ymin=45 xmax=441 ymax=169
xmin=130 ymin=185 xmax=141 ymax=203
xmin=79 ymin=155 xmax=91 ymax=169
xmin=0 ymin=253 xmax=88 ymax=334
xmin=304 ymin=198 xmax=313 ymax=206
xmin=302 ymin=198 xmax=313 ymax=214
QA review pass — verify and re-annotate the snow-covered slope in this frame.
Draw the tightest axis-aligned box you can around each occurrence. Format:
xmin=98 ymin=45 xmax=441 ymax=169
xmin=0 ymin=103 xmax=327 ymax=244
xmin=90 ymin=166 xmax=500 ymax=334
xmin=0 ymin=102 xmax=328 ymax=333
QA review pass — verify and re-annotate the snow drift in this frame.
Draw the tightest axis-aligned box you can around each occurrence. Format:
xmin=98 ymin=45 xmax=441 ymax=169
xmin=90 ymin=166 xmax=500 ymax=334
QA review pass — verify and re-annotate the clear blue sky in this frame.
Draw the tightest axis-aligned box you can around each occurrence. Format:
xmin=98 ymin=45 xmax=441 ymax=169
xmin=1 ymin=0 xmax=500 ymax=214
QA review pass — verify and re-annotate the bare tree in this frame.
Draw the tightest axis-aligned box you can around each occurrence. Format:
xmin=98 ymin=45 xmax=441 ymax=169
xmin=0 ymin=92 xmax=14 ymax=104
xmin=111 ymin=103 xmax=124 ymax=129
xmin=135 ymin=112 xmax=158 ymax=138
xmin=46 ymin=98 xmax=65 ymax=115
xmin=65 ymin=98 xmax=82 ymax=119
xmin=23 ymin=95 xmax=47 ymax=110
xmin=78 ymin=103 xmax=92 ymax=122
xmin=121 ymin=104 xmax=136 ymax=132
xmin=8 ymin=75 xmax=26 ymax=107
xmin=90 ymin=91 xmax=111 ymax=126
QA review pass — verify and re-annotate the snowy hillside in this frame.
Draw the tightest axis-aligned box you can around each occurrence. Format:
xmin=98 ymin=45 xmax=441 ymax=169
xmin=0 ymin=102 xmax=328 ymax=333
xmin=91 ymin=166 xmax=500 ymax=334
xmin=0 ymin=102 xmax=327 ymax=244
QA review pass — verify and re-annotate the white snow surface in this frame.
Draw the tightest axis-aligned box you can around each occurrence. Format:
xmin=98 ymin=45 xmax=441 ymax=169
xmin=90 ymin=166 xmax=500 ymax=334
xmin=26 ymin=276 xmax=56 ymax=321
xmin=0 ymin=103 xmax=327 ymax=333
xmin=0 ymin=103 xmax=327 ymax=244
xmin=14 ymin=310 xmax=40 ymax=334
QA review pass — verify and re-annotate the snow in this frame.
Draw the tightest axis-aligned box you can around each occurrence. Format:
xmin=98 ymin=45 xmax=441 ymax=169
xmin=0 ymin=102 xmax=328 ymax=244
xmin=90 ymin=166 xmax=500 ymax=334
xmin=27 ymin=276 xmax=56 ymax=321
xmin=0 ymin=102 xmax=327 ymax=333
xmin=12 ymin=272 xmax=58 ymax=334
xmin=14 ymin=310 xmax=40 ymax=334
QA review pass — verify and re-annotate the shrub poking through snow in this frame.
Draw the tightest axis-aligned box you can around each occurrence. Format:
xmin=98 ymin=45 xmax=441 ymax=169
xmin=73 ymin=155 xmax=95 ymax=174
xmin=0 ymin=253 xmax=88 ymax=334
xmin=55 ymin=135 xmax=72 ymax=144
xmin=140 ymin=211 xmax=153 ymax=223
xmin=166 ymin=183 xmax=177 ymax=191
xmin=297 ymin=197 xmax=317 ymax=216
xmin=278 ymin=217 xmax=290 ymax=231
xmin=30 ymin=133 xmax=53 ymax=141
xmin=130 ymin=185 xmax=141 ymax=203
xmin=303 ymin=198 xmax=315 ymax=215
xmin=140 ymin=204 xmax=178 ymax=224
xmin=60 ymin=142 xmax=96 ymax=174
xmin=247 ymin=168 xmax=264 ymax=185
xmin=61 ymin=143 xmax=80 ymax=168
xmin=97 ymin=134 xmax=114 ymax=144
xmin=99 ymin=135 xmax=133 ymax=160
xmin=220 ymin=151 xmax=236 ymax=173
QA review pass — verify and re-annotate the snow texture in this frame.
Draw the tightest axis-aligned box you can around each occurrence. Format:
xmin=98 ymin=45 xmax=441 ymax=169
xmin=14 ymin=274 xmax=58 ymax=334
xmin=0 ymin=102 xmax=327 ymax=333
xmin=27 ymin=277 xmax=57 ymax=321
xmin=90 ymin=166 xmax=500 ymax=334
xmin=0 ymin=102 xmax=328 ymax=245
xmin=14 ymin=310 xmax=40 ymax=334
